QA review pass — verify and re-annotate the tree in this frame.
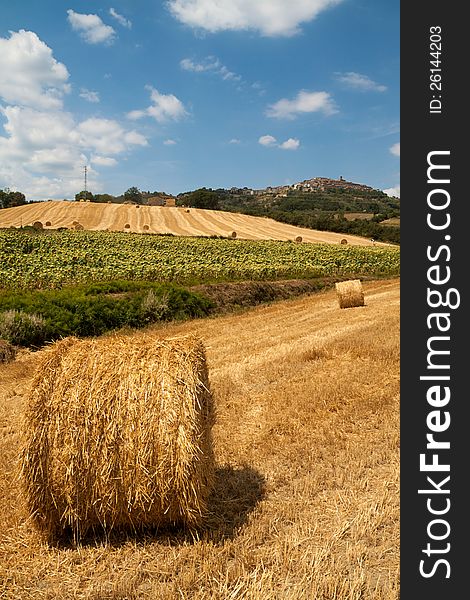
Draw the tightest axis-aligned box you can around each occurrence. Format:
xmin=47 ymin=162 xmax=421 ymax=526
xmin=0 ymin=188 xmax=27 ymax=209
xmin=124 ymin=187 xmax=143 ymax=204
xmin=184 ymin=188 xmax=221 ymax=210
xmin=75 ymin=190 xmax=94 ymax=202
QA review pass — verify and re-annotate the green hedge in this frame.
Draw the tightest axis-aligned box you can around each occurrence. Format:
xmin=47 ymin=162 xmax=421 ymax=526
xmin=0 ymin=280 xmax=213 ymax=347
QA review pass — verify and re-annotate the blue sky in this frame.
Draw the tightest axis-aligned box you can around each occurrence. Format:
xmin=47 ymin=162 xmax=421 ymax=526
xmin=0 ymin=1 xmax=399 ymax=201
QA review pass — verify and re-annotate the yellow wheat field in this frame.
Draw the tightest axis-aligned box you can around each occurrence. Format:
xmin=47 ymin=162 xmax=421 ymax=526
xmin=0 ymin=279 xmax=399 ymax=599
xmin=0 ymin=200 xmax=385 ymax=245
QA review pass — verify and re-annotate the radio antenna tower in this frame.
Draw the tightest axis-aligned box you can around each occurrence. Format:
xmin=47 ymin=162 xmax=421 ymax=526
xmin=83 ymin=165 xmax=88 ymax=193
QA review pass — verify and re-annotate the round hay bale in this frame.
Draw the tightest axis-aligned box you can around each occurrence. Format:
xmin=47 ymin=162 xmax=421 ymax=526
xmin=335 ymin=279 xmax=365 ymax=309
xmin=143 ymin=224 xmax=150 ymax=231
xmin=186 ymin=209 xmax=190 ymax=213
xmin=72 ymin=220 xmax=79 ymax=226
xmin=45 ymin=221 xmax=52 ymax=227
xmin=295 ymin=236 xmax=302 ymax=243
xmin=340 ymin=238 xmax=348 ymax=244
xmin=21 ymin=334 xmax=215 ymax=541
xmin=124 ymin=223 xmax=131 ymax=229
xmin=32 ymin=221 xmax=43 ymax=230
xmin=0 ymin=339 xmax=16 ymax=364
xmin=74 ymin=223 xmax=84 ymax=231
xmin=230 ymin=231 xmax=237 ymax=239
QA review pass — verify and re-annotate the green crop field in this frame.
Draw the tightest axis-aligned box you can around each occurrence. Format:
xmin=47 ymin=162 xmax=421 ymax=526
xmin=1 ymin=229 xmax=400 ymax=289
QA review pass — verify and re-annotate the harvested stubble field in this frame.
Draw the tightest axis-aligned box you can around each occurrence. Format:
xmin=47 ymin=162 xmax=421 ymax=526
xmin=0 ymin=200 xmax=386 ymax=246
xmin=0 ymin=279 xmax=400 ymax=599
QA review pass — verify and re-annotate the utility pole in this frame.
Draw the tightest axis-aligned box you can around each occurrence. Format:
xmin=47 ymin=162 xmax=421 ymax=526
xmin=83 ymin=165 xmax=88 ymax=194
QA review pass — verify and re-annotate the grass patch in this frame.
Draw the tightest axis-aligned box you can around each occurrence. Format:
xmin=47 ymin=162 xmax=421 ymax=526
xmin=0 ymin=280 xmax=213 ymax=347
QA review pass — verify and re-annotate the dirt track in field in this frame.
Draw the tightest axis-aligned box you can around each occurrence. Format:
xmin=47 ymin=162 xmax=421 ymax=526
xmin=0 ymin=200 xmax=386 ymax=246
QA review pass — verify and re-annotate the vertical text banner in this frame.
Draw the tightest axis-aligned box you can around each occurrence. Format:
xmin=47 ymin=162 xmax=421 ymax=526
xmin=401 ymin=1 xmax=467 ymax=597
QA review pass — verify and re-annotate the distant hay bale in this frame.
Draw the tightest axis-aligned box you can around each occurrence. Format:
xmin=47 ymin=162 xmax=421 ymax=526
xmin=143 ymin=224 xmax=150 ymax=231
xmin=0 ymin=339 xmax=16 ymax=364
xmin=230 ymin=231 xmax=237 ymax=239
xmin=74 ymin=223 xmax=84 ymax=231
xmin=295 ymin=236 xmax=302 ymax=243
xmin=135 ymin=205 xmax=140 ymax=209
xmin=340 ymin=238 xmax=348 ymax=244
xmin=186 ymin=209 xmax=190 ymax=213
xmin=72 ymin=220 xmax=79 ymax=226
xmin=124 ymin=223 xmax=131 ymax=229
xmin=32 ymin=221 xmax=43 ymax=230
xmin=45 ymin=221 xmax=52 ymax=227
xmin=21 ymin=334 xmax=215 ymax=541
xmin=335 ymin=279 xmax=365 ymax=309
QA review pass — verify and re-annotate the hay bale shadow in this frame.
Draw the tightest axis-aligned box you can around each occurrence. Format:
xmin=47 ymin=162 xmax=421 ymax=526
xmin=49 ymin=465 xmax=265 ymax=549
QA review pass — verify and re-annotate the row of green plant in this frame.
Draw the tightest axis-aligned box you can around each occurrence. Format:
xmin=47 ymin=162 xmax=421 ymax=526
xmin=0 ymin=229 xmax=400 ymax=290
xmin=0 ymin=281 xmax=213 ymax=347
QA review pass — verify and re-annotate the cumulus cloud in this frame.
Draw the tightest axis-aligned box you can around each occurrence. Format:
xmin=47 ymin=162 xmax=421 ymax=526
xmin=279 ymin=138 xmax=300 ymax=150
xmin=0 ymin=106 xmax=147 ymax=199
xmin=79 ymin=88 xmax=100 ymax=103
xmin=168 ymin=0 xmax=343 ymax=37
xmin=180 ymin=56 xmax=241 ymax=82
xmin=127 ymin=86 xmax=188 ymax=123
xmin=335 ymin=72 xmax=387 ymax=92
xmin=266 ymin=90 xmax=337 ymax=119
xmin=258 ymin=135 xmax=278 ymax=147
xmin=91 ymin=155 xmax=118 ymax=167
xmin=258 ymin=135 xmax=300 ymax=150
xmin=229 ymin=138 xmax=241 ymax=144
xmin=390 ymin=142 xmax=400 ymax=157
xmin=67 ymin=9 xmax=116 ymax=45
xmin=384 ymin=185 xmax=400 ymax=198
xmin=163 ymin=139 xmax=177 ymax=145
xmin=109 ymin=8 xmax=132 ymax=28
xmin=0 ymin=30 xmax=70 ymax=109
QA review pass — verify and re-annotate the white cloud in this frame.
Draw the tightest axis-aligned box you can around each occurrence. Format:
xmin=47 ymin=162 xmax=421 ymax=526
xmin=79 ymin=88 xmax=100 ymax=103
xmin=0 ymin=107 xmax=147 ymax=199
xmin=163 ymin=139 xmax=177 ymax=145
xmin=266 ymin=90 xmax=337 ymax=119
xmin=390 ymin=142 xmax=400 ymax=157
xmin=259 ymin=135 xmax=300 ymax=150
xmin=127 ymin=86 xmax=188 ymax=123
xmin=168 ymin=0 xmax=343 ymax=37
xmin=229 ymin=138 xmax=241 ymax=144
xmin=67 ymin=9 xmax=116 ymax=45
xmin=384 ymin=186 xmax=400 ymax=198
xmin=279 ymin=138 xmax=300 ymax=150
xmin=77 ymin=118 xmax=147 ymax=154
xmin=259 ymin=135 xmax=277 ymax=146
xmin=91 ymin=155 xmax=118 ymax=167
xmin=180 ymin=56 xmax=241 ymax=82
xmin=0 ymin=30 xmax=70 ymax=110
xmin=335 ymin=72 xmax=387 ymax=92
xmin=109 ymin=8 xmax=132 ymax=28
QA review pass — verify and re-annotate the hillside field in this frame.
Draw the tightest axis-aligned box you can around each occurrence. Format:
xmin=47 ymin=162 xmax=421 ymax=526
xmin=0 ymin=201 xmax=387 ymax=246
xmin=0 ymin=279 xmax=399 ymax=599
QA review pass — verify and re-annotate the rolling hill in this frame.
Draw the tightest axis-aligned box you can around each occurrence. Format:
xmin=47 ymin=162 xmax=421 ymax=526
xmin=0 ymin=201 xmax=385 ymax=246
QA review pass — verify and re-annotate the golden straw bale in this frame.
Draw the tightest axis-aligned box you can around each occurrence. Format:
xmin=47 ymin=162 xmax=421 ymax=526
xmin=340 ymin=238 xmax=348 ymax=244
xmin=335 ymin=279 xmax=365 ymax=309
xmin=74 ymin=223 xmax=84 ymax=231
xmin=295 ymin=236 xmax=302 ymax=243
xmin=21 ymin=333 xmax=215 ymax=541
xmin=143 ymin=224 xmax=150 ymax=231
xmin=32 ymin=221 xmax=43 ymax=230
xmin=230 ymin=231 xmax=237 ymax=239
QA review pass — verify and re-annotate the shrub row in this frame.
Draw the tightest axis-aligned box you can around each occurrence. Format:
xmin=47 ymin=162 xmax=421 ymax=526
xmin=0 ymin=281 xmax=213 ymax=347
